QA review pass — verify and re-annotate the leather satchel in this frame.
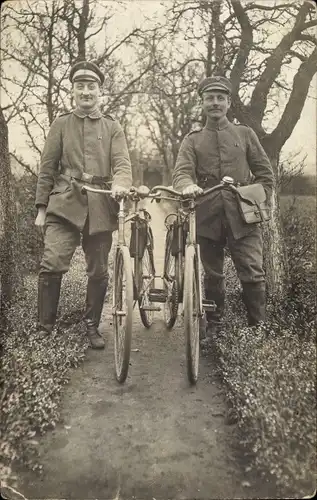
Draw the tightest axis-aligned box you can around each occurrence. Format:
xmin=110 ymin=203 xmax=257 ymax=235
xmin=235 ymin=183 xmax=271 ymax=224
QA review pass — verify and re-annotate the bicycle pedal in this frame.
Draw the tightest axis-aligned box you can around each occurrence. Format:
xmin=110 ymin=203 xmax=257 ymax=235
xmin=141 ymin=305 xmax=161 ymax=311
xmin=148 ymin=288 xmax=168 ymax=303
xmin=202 ymin=299 xmax=217 ymax=312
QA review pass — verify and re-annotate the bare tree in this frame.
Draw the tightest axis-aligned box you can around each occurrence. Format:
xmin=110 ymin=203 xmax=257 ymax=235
xmin=137 ymin=28 xmax=203 ymax=183
xmin=1 ymin=0 xmax=157 ymax=170
xmin=146 ymin=0 xmax=317 ymax=295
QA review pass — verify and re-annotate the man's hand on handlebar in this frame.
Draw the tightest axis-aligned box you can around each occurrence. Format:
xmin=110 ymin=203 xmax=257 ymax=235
xmin=111 ymin=185 xmax=130 ymax=199
xmin=182 ymin=184 xmax=203 ymax=197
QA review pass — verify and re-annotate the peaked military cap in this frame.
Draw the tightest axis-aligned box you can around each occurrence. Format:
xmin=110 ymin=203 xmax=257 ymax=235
xmin=69 ymin=60 xmax=104 ymax=85
xmin=198 ymin=76 xmax=232 ymax=96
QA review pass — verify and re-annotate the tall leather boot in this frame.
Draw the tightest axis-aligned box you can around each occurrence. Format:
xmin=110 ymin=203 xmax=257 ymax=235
xmin=38 ymin=273 xmax=62 ymax=336
xmin=201 ymin=281 xmax=225 ymax=346
xmin=84 ymin=276 xmax=108 ymax=349
xmin=242 ymin=282 xmax=266 ymax=326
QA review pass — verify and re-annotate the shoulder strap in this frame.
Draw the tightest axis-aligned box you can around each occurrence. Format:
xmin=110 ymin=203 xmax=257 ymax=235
xmin=187 ymin=129 xmax=202 ymax=137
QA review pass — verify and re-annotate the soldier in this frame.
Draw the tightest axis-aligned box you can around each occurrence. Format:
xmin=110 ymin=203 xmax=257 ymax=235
xmin=172 ymin=76 xmax=274 ymax=342
xmin=35 ymin=60 xmax=132 ymax=349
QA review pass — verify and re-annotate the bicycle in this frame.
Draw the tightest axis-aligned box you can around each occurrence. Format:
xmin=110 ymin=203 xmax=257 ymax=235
xmin=81 ymin=184 xmax=162 ymax=383
xmin=125 ymin=185 xmax=165 ymax=328
xmin=150 ymin=176 xmax=237 ymax=385
xmin=82 ymin=185 xmax=133 ymax=383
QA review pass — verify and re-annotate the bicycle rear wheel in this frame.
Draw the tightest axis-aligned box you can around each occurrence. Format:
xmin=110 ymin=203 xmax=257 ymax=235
xmin=183 ymin=244 xmax=200 ymax=385
xmin=113 ymin=246 xmax=134 ymax=383
xmin=137 ymin=241 xmax=156 ymax=328
xmin=163 ymin=227 xmax=180 ymax=329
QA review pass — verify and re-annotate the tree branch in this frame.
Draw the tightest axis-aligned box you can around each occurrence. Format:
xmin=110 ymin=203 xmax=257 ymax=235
xmin=9 ymin=152 xmax=38 ymax=178
xmin=288 ymin=49 xmax=308 ymax=62
xmin=264 ymin=46 xmax=317 ymax=156
xmin=250 ymin=1 xmax=314 ymax=122
xmin=230 ymin=0 xmax=253 ymax=93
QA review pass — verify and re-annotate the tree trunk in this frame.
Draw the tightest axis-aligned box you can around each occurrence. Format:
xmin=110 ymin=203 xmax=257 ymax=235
xmin=0 ymin=107 xmax=22 ymax=320
xmin=162 ymin=164 xmax=172 ymax=186
xmin=263 ymin=157 xmax=289 ymax=298
xmin=130 ymin=149 xmax=143 ymax=187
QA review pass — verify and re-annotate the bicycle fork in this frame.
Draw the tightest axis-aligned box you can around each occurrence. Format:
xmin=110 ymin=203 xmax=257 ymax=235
xmin=187 ymin=205 xmax=216 ymax=318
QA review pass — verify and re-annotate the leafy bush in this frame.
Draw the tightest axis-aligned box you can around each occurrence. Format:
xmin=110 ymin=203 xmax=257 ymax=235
xmin=209 ymin=198 xmax=316 ymax=496
xmin=213 ymin=298 xmax=316 ymax=497
xmin=0 ymin=250 xmax=89 ymax=485
xmin=280 ymin=196 xmax=316 ymax=335
xmin=14 ymin=174 xmax=43 ymax=274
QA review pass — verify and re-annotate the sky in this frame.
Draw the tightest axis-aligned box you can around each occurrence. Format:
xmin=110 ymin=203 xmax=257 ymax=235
xmin=2 ymin=0 xmax=316 ymax=175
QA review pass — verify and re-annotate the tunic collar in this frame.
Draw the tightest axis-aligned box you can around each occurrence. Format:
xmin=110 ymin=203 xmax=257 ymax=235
xmin=205 ymin=116 xmax=229 ymax=131
xmin=73 ymin=106 xmax=103 ymax=119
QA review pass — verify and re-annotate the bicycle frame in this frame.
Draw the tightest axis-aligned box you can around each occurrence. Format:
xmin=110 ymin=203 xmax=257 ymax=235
xmin=180 ymin=199 xmax=203 ymax=317
xmin=150 ymin=176 xmax=237 ymax=316
xmin=124 ymin=192 xmax=156 ymax=301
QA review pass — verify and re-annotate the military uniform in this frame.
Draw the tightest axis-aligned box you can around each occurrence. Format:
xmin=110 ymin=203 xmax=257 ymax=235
xmin=36 ymin=109 xmax=131 ymax=237
xmin=172 ymin=76 xmax=274 ymax=329
xmin=36 ymin=60 xmax=132 ymax=347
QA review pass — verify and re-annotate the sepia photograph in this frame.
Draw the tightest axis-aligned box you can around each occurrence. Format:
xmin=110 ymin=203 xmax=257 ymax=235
xmin=0 ymin=0 xmax=316 ymax=499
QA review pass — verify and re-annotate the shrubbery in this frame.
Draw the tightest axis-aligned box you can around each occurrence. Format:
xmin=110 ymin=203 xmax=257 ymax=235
xmin=0 ymin=250 xmax=88 ymax=485
xmin=214 ymin=301 xmax=316 ymax=496
xmin=280 ymin=196 xmax=316 ymax=335
xmin=209 ymin=195 xmax=316 ymax=496
xmin=14 ymin=174 xmax=43 ymax=274
xmin=1 ymin=184 xmax=315 ymax=496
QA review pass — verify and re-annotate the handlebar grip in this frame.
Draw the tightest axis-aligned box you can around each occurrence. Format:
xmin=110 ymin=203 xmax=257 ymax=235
xmin=150 ymin=185 xmax=182 ymax=197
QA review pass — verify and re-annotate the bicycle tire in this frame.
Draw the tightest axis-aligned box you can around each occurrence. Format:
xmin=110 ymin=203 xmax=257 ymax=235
xmin=137 ymin=242 xmax=156 ymax=328
xmin=163 ymin=228 xmax=179 ymax=329
xmin=113 ymin=246 xmax=134 ymax=383
xmin=183 ymin=244 xmax=200 ymax=385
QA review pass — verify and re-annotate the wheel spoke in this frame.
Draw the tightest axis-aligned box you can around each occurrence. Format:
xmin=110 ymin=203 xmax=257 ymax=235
xmin=138 ymin=245 xmax=155 ymax=328
xmin=184 ymin=246 xmax=200 ymax=384
xmin=113 ymin=247 xmax=133 ymax=383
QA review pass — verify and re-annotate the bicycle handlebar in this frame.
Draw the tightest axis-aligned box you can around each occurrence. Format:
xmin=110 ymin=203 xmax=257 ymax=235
xmin=82 ymin=177 xmax=238 ymax=201
xmin=81 ymin=184 xmax=162 ymax=201
xmin=149 ymin=177 xmax=238 ymax=201
xmin=81 ymin=185 xmax=112 ymax=195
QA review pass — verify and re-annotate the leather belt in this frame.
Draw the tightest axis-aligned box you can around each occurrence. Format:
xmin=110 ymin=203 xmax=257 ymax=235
xmin=62 ymin=167 xmax=110 ymax=185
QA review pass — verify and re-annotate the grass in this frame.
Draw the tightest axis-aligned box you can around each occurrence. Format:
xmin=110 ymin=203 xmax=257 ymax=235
xmin=0 ymin=247 xmax=115 ymax=487
xmin=1 ymin=194 xmax=316 ymax=497
xmin=205 ymin=194 xmax=316 ymax=497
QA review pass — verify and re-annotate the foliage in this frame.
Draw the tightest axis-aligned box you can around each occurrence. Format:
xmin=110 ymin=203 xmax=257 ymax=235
xmin=0 ymin=250 xmax=88 ymax=485
xmin=207 ymin=196 xmax=316 ymax=496
xmin=280 ymin=174 xmax=316 ymax=196
xmin=14 ymin=174 xmax=43 ymax=274
xmin=281 ymin=195 xmax=316 ymax=332
xmin=214 ymin=312 xmax=316 ymax=497
xmin=0 ymin=107 xmax=22 ymax=315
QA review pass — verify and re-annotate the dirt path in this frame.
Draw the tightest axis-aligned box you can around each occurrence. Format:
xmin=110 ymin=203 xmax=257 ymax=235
xmin=16 ymin=202 xmax=271 ymax=499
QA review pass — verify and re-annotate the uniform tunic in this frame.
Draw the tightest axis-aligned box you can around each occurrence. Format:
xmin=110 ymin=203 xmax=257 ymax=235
xmin=172 ymin=116 xmax=273 ymax=240
xmin=35 ymin=107 xmax=132 ymax=235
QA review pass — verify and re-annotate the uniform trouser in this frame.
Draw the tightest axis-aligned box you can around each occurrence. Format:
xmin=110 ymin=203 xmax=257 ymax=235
xmin=38 ymin=215 xmax=112 ymax=332
xmin=198 ymin=224 xmax=266 ymax=326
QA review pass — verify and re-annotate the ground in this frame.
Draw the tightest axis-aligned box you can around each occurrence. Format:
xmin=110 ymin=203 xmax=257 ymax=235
xmin=13 ymin=201 xmax=276 ymax=500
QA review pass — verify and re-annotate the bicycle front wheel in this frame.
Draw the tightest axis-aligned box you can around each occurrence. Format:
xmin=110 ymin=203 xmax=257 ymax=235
xmin=137 ymin=243 xmax=156 ymax=328
xmin=183 ymin=244 xmax=200 ymax=385
xmin=113 ymin=245 xmax=134 ymax=383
